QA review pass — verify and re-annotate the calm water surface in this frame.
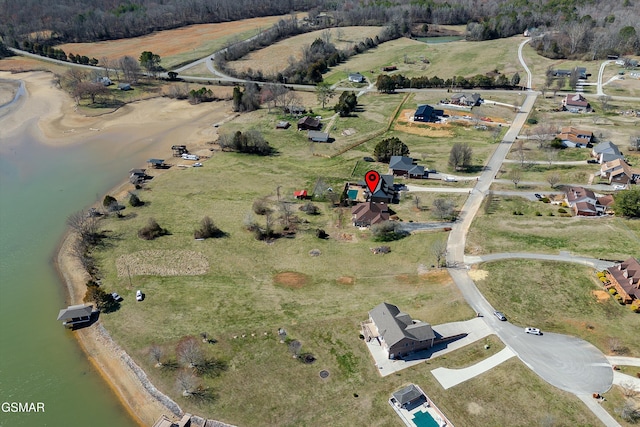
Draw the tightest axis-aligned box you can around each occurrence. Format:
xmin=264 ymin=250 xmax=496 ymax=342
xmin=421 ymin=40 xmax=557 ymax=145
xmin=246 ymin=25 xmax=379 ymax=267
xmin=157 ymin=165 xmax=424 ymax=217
xmin=0 ymin=93 xmax=166 ymax=426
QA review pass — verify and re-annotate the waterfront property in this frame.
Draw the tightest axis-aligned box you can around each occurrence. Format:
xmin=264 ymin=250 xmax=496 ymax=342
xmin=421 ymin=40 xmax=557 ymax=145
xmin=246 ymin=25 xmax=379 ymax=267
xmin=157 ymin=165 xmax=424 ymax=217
xmin=390 ymin=384 xmax=453 ymax=427
xmin=56 ymin=304 xmax=93 ymax=328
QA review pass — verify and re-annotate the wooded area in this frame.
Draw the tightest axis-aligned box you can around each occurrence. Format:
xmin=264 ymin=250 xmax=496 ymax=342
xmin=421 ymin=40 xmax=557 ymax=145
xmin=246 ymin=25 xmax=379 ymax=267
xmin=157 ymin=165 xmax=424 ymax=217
xmin=0 ymin=0 xmax=638 ymax=60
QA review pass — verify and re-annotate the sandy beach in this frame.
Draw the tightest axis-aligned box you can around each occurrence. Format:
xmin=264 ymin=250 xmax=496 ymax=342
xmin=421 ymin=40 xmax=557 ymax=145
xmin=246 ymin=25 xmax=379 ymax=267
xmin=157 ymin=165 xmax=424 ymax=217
xmin=0 ymin=70 xmax=235 ymax=426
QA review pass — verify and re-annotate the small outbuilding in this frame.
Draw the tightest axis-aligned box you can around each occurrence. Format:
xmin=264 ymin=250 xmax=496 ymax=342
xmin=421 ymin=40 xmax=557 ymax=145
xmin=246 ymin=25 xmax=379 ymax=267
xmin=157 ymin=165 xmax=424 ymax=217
xmin=118 ymin=83 xmax=132 ymax=91
xmin=294 ymin=190 xmax=308 ymax=199
xmin=308 ymin=130 xmax=329 ymax=142
xmin=57 ymin=304 xmax=93 ymax=328
xmin=392 ymin=384 xmax=425 ymax=408
xmin=348 ymin=73 xmax=364 ymax=83
xmin=148 ymin=158 xmax=166 ymax=168
xmin=276 ymin=121 xmax=291 ymax=129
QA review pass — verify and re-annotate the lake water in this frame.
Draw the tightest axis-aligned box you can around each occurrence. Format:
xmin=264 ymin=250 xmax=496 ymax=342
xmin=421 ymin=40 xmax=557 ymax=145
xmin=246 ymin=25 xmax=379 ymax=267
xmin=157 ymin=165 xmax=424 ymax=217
xmin=415 ymin=36 xmax=464 ymax=44
xmin=0 ymin=87 xmax=161 ymax=426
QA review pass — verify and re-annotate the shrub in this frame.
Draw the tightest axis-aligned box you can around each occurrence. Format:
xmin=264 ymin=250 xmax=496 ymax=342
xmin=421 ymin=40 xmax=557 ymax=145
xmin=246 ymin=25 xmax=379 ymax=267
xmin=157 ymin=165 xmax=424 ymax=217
xmin=138 ymin=218 xmax=169 ymax=240
xmin=103 ymin=195 xmax=117 ymax=208
xmin=194 ymin=216 xmax=225 ymax=239
xmin=547 ymin=212 xmax=554 ymax=216
xmin=315 ymin=229 xmax=328 ymax=239
xmin=609 ymin=288 xmax=617 ymax=295
xmin=370 ymin=221 xmax=408 ymax=242
xmin=252 ymin=199 xmax=271 ymax=215
xmin=535 ymin=211 xmax=542 ymax=216
xmin=557 ymin=208 xmax=567 ymax=213
xmin=300 ymin=202 xmax=320 ymax=215
xmin=540 ymin=197 xmax=550 ymax=203
xmin=129 ymin=193 xmax=144 ymax=207
xmin=527 ymin=118 xmax=538 ymax=125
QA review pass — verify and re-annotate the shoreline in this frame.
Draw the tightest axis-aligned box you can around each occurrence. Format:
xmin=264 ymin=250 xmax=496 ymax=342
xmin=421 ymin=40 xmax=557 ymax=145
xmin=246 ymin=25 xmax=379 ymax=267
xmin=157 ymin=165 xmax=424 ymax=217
xmin=1 ymin=70 xmax=235 ymax=426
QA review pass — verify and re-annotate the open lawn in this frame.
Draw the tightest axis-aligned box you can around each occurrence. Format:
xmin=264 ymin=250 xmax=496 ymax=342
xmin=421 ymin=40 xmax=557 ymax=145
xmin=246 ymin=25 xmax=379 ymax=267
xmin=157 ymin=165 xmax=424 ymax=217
xmin=56 ymin=14 xmax=302 ymax=69
xmin=473 ymin=260 xmax=640 ymax=358
xmin=92 ymin=133 xmax=605 ymax=426
xmin=225 ymin=26 xmax=384 ymax=77
xmin=466 ymin=196 xmax=640 ymax=260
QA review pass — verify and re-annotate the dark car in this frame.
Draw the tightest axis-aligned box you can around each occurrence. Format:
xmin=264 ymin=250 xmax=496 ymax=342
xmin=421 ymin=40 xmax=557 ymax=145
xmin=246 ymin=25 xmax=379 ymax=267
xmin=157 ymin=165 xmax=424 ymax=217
xmin=494 ymin=311 xmax=507 ymax=321
xmin=534 ymin=193 xmax=542 ymax=199
xmin=587 ymin=159 xmax=598 ymax=164
xmin=363 ymin=156 xmax=375 ymax=162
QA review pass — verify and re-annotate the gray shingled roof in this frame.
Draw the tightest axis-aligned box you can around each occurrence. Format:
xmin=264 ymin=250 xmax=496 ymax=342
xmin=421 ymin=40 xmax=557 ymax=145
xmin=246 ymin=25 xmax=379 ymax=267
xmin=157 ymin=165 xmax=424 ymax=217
xmin=369 ymin=302 xmax=435 ymax=348
xmin=57 ymin=304 xmax=93 ymax=321
xmin=593 ymin=141 xmax=620 ymax=155
xmin=392 ymin=384 xmax=423 ymax=406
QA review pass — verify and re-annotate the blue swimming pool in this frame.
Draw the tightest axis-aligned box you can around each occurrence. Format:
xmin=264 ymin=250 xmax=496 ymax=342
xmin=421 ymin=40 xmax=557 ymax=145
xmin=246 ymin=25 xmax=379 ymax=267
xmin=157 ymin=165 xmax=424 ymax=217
xmin=412 ymin=410 xmax=440 ymax=427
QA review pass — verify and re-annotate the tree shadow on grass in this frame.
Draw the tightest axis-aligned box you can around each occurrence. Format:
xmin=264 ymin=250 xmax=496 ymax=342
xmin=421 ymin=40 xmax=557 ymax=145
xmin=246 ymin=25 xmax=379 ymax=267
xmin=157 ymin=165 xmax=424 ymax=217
xmin=194 ymin=358 xmax=228 ymax=378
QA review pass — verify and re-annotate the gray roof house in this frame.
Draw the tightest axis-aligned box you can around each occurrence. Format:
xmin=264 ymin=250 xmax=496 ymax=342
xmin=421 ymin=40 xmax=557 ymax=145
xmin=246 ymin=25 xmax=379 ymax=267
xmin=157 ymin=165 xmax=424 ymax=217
xmin=57 ymin=304 xmax=93 ymax=327
xmin=392 ymin=384 xmax=425 ymax=408
xmin=348 ymin=72 xmax=364 ymax=83
xmin=368 ymin=174 xmax=395 ymax=203
xmin=450 ymin=92 xmax=482 ymax=107
xmin=307 ymin=130 xmax=330 ymax=142
xmin=363 ymin=302 xmax=436 ymax=359
xmin=592 ymin=141 xmax=623 ymax=163
xmin=389 ymin=156 xmax=425 ymax=178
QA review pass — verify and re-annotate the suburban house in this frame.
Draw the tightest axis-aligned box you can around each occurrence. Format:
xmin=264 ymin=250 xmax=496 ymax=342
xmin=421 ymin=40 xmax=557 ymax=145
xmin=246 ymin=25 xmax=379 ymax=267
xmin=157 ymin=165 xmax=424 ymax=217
xmin=361 ymin=302 xmax=436 ymax=359
xmin=413 ymin=105 xmax=444 ymax=123
xmin=600 ymin=158 xmax=640 ymax=185
xmin=606 ymin=257 xmax=640 ymax=303
xmin=564 ymin=186 xmax=603 ymax=216
xmin=297 ymin=116 xmax=321 ymax=131
xmin=562 ymin=93 xmax=591 ymax=112
xmin=553 ymin=69 xmax=572 ymax=77
xmin=57 ymin=304 xmax=93 ymax=328
xmin=592 ymin=141 xmax=624 ymax=163
xmin=348 ymin=72 xmax=365 ymax=83
xmin=392 ymin=384 xmax=425 ymax=408
xmin=450 ymin=92 xmax=482 ymax=107
xmin=597 ymin=194 xmax=615 ymax=214
xmin=285 ymin=105 xmax=306 ymax=115
xmin=351 ymin=202 xmax=390 ymax=227
xmin=307 ymin=130 xmax=330 ymax=143
xmin=556 ymin=126 xmax=593 ymax=148
xmin=389 ymin=156 xmax=425 ymax=179
xmin=370 ymin=174 xmax=395 ymax=203
xmin=576 ymin=67 xmax=588 ymax=79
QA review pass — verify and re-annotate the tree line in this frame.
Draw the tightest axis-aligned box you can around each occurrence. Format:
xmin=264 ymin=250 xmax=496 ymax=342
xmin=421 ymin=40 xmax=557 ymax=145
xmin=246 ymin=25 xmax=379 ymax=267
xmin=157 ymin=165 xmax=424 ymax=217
xmin=376 ymin=72 xmax=522 ymax=93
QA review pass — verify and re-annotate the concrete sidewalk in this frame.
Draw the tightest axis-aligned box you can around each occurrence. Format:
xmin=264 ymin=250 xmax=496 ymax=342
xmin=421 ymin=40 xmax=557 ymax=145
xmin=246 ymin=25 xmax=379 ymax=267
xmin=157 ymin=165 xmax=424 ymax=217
xmin=431 ymin=347 xmax=516 ymax=389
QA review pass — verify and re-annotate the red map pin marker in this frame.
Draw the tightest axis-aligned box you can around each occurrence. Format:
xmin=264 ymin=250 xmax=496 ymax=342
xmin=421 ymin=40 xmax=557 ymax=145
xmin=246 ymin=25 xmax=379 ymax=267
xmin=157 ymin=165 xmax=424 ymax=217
xmin=365 ymin=170 xmax=381 ymax=194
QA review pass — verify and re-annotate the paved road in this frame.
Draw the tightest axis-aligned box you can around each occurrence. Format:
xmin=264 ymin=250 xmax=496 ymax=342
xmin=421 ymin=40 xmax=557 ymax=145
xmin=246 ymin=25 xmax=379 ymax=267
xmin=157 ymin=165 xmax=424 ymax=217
xmin=464 ymin=252 xmax=616 ymax=272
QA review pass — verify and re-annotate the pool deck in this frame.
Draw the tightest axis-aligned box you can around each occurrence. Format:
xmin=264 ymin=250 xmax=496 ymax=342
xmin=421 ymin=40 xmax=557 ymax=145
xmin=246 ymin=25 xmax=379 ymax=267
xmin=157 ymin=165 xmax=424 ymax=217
xmin=390 ymin=384 xmax=454 ymax=427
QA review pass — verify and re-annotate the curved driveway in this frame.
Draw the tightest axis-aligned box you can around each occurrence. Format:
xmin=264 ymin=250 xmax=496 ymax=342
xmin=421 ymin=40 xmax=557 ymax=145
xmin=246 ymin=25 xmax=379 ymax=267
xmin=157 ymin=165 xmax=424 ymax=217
xmin=445 ymin=39 xmax=615 ymax=405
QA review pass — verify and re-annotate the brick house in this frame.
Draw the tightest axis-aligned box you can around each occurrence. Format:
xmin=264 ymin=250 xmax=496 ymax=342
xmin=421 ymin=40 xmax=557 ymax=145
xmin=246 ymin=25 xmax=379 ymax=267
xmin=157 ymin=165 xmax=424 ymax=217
xmin=606 ymin=257 xmax=640 ymax=304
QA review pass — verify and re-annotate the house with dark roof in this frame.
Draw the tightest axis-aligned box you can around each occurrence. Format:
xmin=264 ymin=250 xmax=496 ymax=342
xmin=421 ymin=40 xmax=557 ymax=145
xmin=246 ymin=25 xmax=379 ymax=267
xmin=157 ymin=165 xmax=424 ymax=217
xmin=369 ymin=174 xmax=395 ymax=203
xmin=389 ymin=156 xmax=425 ymax=179
xmin=556 ymin=126 xmax=593 ymax=148
xmin=413 ymin=105 xmax=443 ymax=122
xmin=362 ymin=302 xmax=436 ymax=359
xmin=562 ymin=93 xmax=591 ymax=112
xmin=553 ymin=69 xmax=572 ymax=77
xmin=450 ymin=92 xmax=482 ymax=107
xmin=351 ymin=202 xmax=390 ymax=227
xmin=606 ymin=257 xmax=640 ymax=303
xmin=297 ymin=116 xmax=321 ymax=131
xmin=592 ymin=141 xmax=624 ymax=164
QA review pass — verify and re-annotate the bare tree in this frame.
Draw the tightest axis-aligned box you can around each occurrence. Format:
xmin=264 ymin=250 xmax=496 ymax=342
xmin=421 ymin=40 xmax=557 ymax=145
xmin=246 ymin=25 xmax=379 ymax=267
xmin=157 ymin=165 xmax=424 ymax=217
xmin=176 ymin=370 xmax=199 ymax=397
xmin=433 ymin=198 xmax=455 ymax=220
xmin=545 ymin=149 xmax=558 ymax=166
xmin=118 ymin=56 xmax=141 ymax=83
xmin=431 ymin=239 xmax=447 ymax=268
xmin=74 ymin=81 xmax=109 ymax=104
xmin=413 ymin=195 xmax=421 ymax=210
xmin=288 ymin=339 xmax=302 ymax=358
xmin=546 ymin=172 xmax=561 ymax=188
xmin=509 ymin=168 xmax=522 ymax=188
xmin=618 ymin=399 xmax=640 ymax=423
xmin=279 ymin=201 xmax=293 ymax=228
xmin=149 ymin=345 xmax=164 ymax=367
xmin=176 ymin=336 xmax=204 ymax=369
xmin=67 ymin=210 xmax=99 ymax=245
xmin=531 ymin=123 xmax=558 ymax=149
xmin=514 ymin=140 xmax=529 ymax=168
xmin=483 ymin=190 xmax=494 ymax=214
xmin=448 ymin=143 xmax=472 ymax=171
xmin=100 ymin=56 xmax=113 ymax=80
xmin=599 ymin=95 xmax=611 ymax=112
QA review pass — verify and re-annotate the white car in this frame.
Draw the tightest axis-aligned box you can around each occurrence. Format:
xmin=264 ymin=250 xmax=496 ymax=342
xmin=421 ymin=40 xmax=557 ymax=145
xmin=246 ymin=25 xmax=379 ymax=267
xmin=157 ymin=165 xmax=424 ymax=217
xmin=525 ymin=327 xmax=542 ymax=335
xmin=136 ymin=290 xmax=143 ymax=301
xmin=111 ymin=292 xmax=123 ymax=302
xmin=193 ymin=162 xmax=203 ymax=167
xmin=612 ymin=184 xmax=626 ymax=190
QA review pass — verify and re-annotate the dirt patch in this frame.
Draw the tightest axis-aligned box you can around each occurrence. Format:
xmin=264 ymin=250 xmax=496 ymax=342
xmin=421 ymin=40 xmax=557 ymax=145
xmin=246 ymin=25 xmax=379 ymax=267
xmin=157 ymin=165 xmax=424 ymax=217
xmin=116 ymin=250 xmax=209 ymax=277
xmin=336 ymin=276 xmax=355 ymax=285
xmin=468 ymin=269 xmax=489 ymax=281
xmin=394 ymin=109 xmax=454 ymax=137
xmin=592 ymin=290 xmax=611 ymax=302
xmin=274 ymin=271 xmax=310 ymax=289
xmin=56 ymin=15 xmax=294 ymax=64
xmin=467 ymin=402 xmax=484 ymax=415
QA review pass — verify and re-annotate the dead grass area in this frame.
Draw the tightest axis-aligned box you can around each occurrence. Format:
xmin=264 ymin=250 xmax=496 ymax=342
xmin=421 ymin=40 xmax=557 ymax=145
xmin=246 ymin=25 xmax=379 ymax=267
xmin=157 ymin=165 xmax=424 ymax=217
xmin=592 ymin=290 xmax=611 ymax=302
xmin=336 ymin=276 xmax=355 ymax=285
xmin=116 ymin=250 xmax=209 ymax=277
xmin=225 ymin=26 xmax=383 ymax=75
xmin=273 ymin=271 xmax=310 ymax=289
xmin=0 ymin=57 xmax=69 ymax=75
xmin=468 ymin=269 xmax=489 ymax=281
xmin=394 ymin=109 xmax=455 ymax=136
xmin=56 ymin=15 xmax=293 ymax=65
